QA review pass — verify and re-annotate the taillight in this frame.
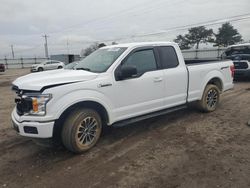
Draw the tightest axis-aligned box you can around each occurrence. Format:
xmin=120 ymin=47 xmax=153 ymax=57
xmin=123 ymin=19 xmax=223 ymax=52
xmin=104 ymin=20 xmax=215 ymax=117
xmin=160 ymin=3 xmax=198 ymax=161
xmin=230 ymin=65 xmax=235 ymax=78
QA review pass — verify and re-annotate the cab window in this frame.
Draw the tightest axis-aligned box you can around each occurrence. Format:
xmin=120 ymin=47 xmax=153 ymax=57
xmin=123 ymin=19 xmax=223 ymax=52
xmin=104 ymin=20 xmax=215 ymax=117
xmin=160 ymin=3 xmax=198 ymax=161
xmin=158 ymin=46 xmax=179 ymax=68
xmin=123 ymin=49 xmax=157 ymax=75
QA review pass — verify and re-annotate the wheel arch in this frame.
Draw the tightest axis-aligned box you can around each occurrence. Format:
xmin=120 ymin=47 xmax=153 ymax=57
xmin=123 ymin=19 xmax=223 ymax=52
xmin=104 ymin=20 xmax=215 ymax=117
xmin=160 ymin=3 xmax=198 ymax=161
xmin=53 ymin=100 xmax=110 ymax=139
xmin=206 ymin=77 xmax=223 ymax=92
xmin=199 ymin=70 xmax=224 ymax=99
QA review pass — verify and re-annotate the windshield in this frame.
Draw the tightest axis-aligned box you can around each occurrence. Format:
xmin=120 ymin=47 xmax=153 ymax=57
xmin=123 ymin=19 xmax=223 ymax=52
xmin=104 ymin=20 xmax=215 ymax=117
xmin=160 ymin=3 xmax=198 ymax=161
xmin=75 ymin=47 xmax=127 ymax=73
xmin=65 ymin=61 xmax=78 ymax=69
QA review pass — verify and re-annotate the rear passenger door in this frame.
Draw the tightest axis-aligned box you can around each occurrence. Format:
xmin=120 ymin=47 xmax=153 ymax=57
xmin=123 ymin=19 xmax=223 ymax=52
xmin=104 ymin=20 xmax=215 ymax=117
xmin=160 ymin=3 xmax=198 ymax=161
xmin=51 ymin=61 xmax=59 ymax=69
xmin=156 ymin=46 xmax=188 ymax=108
xmin=43 ymin=61 xmax=51 ymax=70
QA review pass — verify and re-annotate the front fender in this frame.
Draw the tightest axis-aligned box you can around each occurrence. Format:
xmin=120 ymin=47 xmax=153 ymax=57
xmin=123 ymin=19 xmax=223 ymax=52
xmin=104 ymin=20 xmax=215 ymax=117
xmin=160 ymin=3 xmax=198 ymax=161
xmin=46 ymin=90 xmax=114 ymax=124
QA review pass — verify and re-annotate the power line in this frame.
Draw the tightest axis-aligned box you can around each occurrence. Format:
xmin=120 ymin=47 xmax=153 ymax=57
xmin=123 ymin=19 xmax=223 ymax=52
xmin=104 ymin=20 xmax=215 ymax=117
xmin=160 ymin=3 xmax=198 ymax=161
xmin=101 ymin=13 xmax=250 ymax=42
xmin=36 ymin=13 xmax=250 ymax=55
xmin=76 ymin=0 xmax=187 ymax=34
xmin=2 ymin=13 xmax=250 ymax=57
xmin=48 ymin=0 xmax=170 ymax=35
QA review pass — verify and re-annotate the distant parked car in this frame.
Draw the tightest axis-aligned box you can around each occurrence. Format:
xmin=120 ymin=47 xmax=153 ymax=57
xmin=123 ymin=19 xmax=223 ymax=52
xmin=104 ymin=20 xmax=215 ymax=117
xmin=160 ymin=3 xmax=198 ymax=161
xmin=0 ymin=63 xmax=5 ymax=72
xmin=221 ymin=43 xmax=250 ymax=79
xmin=31 ymin=60 xmax=65 ymax=72
xmin=64 ymin=61 xmax=79 ymax=70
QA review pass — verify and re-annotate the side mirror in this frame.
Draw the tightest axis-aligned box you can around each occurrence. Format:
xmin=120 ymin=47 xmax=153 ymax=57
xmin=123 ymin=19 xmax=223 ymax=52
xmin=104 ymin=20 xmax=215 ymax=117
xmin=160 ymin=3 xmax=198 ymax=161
xmin=119 ymin=65 xmax=137 ymax=80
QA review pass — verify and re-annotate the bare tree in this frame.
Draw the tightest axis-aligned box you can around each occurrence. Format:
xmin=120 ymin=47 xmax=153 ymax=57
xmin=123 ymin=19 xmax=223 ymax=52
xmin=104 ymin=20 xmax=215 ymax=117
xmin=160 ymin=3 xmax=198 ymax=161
xmin=80 ymin=43 xmax=106 ymax=57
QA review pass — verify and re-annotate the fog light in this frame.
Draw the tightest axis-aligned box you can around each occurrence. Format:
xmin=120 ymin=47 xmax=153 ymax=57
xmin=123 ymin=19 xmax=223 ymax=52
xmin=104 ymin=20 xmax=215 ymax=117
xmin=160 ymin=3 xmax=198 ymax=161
xmin=23 ymin=126 xmax=38 ymax=134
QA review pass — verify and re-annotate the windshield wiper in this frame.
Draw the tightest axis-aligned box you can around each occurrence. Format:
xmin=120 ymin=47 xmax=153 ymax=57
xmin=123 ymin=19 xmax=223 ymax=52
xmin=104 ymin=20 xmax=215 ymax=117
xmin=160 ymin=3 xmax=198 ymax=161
xmin=76 ymin=67 xmax=91 ymax=71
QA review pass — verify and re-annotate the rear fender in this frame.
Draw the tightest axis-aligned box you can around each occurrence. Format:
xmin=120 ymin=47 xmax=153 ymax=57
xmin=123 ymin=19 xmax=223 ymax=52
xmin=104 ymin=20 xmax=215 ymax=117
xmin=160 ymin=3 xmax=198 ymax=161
xmin=199 ymin=70 xmax=224 ymax=99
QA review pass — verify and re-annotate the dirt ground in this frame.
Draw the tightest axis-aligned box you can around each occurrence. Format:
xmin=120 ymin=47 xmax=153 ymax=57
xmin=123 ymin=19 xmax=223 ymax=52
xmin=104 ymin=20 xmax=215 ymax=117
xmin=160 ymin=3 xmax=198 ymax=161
xmin=0 ymin=69 xmax=250 ymax=188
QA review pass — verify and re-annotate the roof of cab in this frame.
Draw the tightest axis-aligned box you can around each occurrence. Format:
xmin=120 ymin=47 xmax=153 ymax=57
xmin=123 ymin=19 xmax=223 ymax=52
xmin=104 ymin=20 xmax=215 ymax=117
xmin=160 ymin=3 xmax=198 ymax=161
xmin=102 ymin=42 xmax=177 ymax=49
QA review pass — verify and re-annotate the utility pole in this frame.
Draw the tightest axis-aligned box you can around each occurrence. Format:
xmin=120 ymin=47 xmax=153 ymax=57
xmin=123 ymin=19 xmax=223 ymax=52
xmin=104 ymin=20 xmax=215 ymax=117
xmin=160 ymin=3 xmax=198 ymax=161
xmin=67 ymin=38 xmax=69 ymax=54
xmin=42 ymin=34 xmax=49 ymax=58
xmin=11 ymin=44 xmax=15 ymax=58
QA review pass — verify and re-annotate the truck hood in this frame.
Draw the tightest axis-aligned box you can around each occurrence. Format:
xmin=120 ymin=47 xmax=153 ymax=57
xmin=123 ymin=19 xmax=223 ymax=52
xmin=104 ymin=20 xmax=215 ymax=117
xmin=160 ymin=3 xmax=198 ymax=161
xmin=13 ymin=69 xmax=98 ymax=91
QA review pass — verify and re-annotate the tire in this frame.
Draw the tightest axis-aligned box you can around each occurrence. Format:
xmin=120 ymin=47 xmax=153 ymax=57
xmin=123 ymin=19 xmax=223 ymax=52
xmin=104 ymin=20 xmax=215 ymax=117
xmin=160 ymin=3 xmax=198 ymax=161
xmin=197 ymin=84 xmax=220 ymax=112
xmin=58 ymin=66 xmax=63 ymax=69
xmin=38 ymin=67 xmax=43 ymax=72
xmin=61 ymin=108 xmax=102 ymax=153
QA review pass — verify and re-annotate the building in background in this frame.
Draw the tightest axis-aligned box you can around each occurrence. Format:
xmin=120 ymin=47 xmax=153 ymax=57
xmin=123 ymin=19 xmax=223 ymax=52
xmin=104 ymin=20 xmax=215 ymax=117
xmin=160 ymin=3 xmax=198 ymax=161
xmin=50 ymin=54 xmax=80 ymax=64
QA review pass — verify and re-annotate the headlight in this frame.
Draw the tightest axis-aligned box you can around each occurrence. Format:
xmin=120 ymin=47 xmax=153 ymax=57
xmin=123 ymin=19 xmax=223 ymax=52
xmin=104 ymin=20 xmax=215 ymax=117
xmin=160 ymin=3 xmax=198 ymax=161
xmin=24 ymin=93 xmax=52 ymax=116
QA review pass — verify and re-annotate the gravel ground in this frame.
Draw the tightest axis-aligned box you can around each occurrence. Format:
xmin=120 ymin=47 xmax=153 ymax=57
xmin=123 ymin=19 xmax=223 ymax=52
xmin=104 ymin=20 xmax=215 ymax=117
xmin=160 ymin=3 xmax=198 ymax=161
xmin=0 ymin=69 xmax=250 ymax=188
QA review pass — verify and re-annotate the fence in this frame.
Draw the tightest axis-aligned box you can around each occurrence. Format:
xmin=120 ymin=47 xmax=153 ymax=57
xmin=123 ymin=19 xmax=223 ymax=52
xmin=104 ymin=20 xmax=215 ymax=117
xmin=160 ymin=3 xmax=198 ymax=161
xmin=182 ymin=47 xmax=226 ymax=60
xmin=0 ymin=57 xmax=49 ymax=69
xmin=1 ymin=47 xmax=227 ymax=69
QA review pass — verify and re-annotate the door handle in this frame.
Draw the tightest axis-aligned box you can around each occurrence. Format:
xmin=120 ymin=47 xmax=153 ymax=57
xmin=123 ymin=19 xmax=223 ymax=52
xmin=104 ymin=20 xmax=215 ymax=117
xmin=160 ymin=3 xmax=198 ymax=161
xmin=154 ymin=77 xmax=163 ymax=82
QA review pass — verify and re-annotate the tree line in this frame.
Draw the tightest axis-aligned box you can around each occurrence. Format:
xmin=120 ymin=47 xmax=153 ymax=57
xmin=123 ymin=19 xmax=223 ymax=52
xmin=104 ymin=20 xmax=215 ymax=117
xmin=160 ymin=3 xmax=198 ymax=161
xmin=81 ymin=22 xmax=243 ymax=56
xmin=174 ymin=22 xmax=243 ymax=50
xmin=80 ymin=42 xmax=118 ymax=57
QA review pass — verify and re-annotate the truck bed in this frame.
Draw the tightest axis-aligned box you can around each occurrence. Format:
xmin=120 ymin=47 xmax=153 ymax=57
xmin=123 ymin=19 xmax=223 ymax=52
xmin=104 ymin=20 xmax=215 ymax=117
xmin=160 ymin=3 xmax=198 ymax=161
xmin=186 ymin=59 xmax=233 ymax=102
xmin=185 ymin=59 xmax=223 ymax=65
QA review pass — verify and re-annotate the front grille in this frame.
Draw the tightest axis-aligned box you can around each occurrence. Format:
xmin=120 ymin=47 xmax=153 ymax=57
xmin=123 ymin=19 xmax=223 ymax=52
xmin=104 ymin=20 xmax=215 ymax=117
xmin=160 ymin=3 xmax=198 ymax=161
xmin=233 ymin=61 xmax=248 ymax=69
xmin=15 ymin=97 xmax=33 ymax=115
xmin=12 ymin=85 xmax=40 ymax=116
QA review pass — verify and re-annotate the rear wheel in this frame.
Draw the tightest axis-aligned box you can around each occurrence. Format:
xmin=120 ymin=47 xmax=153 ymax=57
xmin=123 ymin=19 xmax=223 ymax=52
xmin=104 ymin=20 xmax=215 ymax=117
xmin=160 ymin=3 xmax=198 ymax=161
xmin=197 ymin=84 xmax=220 ymax=112
xmin=61 ymin=108 xmax=102 ymax=153
xmin=58 ymin=66 xmax=63 ymax=69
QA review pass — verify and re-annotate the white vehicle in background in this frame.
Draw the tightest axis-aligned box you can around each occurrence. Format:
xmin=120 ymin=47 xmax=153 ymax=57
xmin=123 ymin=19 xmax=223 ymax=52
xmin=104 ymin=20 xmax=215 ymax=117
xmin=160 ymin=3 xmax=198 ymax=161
xmin=12 ymin=42 xmax=234 ymax=153
xmin=31 ymin=60 xmax=65 ymax=72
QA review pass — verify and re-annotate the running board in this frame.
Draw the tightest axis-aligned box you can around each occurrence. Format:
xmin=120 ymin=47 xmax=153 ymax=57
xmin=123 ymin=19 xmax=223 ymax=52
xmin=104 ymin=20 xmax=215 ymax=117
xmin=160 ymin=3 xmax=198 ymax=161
xmin=112 ymin=105 xmax=187 ymax=128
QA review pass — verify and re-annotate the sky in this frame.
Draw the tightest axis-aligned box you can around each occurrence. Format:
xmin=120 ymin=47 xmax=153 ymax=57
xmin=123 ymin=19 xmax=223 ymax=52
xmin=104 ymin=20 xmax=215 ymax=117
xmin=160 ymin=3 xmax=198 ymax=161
xmin=0 ymin=0 xmax=249 ymax=58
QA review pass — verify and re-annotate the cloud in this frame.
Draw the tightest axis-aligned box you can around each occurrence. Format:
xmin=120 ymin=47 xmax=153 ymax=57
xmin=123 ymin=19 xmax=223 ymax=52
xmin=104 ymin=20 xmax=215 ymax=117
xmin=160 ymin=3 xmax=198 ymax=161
xmin=57 ymin=35 xmax=97 ymax=45
xmin=29 ymin=25 xmax=40 ymax=32
xmin=0 ymin=0 xmax=249 ymax=57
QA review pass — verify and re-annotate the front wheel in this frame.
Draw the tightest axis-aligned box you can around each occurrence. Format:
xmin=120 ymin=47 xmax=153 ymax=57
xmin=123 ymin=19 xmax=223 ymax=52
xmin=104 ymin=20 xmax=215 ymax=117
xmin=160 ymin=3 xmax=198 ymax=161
xmin=61 ymin=108 xmax=102 ymax=153
xmin=197 ymin=84 xmax=220 ymax=112
xmin=38 ymin=67 xmax=43 ymax=72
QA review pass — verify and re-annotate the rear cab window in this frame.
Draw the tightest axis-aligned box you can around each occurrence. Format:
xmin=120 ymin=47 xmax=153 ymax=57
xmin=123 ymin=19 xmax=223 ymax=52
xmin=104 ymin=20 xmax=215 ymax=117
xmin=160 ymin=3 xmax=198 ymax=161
xmin=157 ymin=46 xmax=179 ymax=69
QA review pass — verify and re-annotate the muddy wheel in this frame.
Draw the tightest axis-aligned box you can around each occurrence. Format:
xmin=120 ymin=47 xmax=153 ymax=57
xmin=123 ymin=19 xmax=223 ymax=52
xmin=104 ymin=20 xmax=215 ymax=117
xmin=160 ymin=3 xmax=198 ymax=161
xmin=197 ymin=84 xmax=220 ymax=112
xmin=61 ymin=108 xmax=102 ymax=153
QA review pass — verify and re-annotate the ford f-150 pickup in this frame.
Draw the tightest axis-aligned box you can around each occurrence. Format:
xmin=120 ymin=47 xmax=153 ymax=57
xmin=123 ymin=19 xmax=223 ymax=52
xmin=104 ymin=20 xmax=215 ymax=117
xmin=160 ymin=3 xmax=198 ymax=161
xmin=11 ymin=42 xmax=234 ymax=153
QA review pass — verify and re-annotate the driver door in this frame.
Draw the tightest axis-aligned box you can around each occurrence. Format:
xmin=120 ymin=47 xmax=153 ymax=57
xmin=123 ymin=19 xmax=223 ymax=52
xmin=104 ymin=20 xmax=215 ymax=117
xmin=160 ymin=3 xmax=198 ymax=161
xmin=111 ymin=47 xmax=166 ymax=122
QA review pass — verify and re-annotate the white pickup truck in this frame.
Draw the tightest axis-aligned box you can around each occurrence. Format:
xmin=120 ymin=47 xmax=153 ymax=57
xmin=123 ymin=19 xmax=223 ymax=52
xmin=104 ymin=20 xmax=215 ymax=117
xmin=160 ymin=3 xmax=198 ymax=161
xmin=11 ymin=42 xmax=234 ymax=153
